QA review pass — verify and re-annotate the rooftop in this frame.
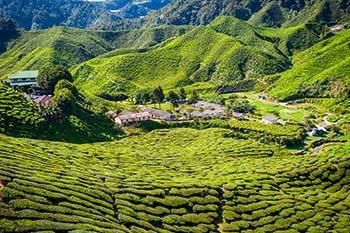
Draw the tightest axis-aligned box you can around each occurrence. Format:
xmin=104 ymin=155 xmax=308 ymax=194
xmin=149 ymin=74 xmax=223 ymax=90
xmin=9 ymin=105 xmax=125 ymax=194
xmin=8 ymin=70 xmax=39 ymax=79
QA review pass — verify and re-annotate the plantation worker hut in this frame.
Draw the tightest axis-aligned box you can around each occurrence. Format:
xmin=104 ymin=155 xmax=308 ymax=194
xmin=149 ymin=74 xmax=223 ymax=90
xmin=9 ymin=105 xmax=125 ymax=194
xmin=261 ymin=115 xmax=280 ymax=125
xmin=7 ymin=70 xmax=39 ymax=87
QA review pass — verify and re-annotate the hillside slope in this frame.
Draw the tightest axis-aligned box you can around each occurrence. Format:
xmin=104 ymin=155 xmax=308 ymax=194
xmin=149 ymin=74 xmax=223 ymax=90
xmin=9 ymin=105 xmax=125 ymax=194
xmin=72 ymin=16 xmax=327 ymax=98
xmin=0 ymin=128 xmax=349 ymax=232
xmin=0 ymin=82 xmax=122 ymax=143
xmin=145 ymin=0 xmax=350 ymax=28
xmin=0 ymin=25 xmax=190 ymax=79
xmin=269 ymin=29 xmax=350 ymax=101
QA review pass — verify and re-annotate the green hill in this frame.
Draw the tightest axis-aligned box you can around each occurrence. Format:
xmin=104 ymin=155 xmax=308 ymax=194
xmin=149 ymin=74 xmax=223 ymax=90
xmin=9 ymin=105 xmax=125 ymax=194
xmin=0 ymin=82 xmax=122 ymax=143
xmin=72 ymin=16 xmax=329 ymax=99
xmin=269 ymin=29 xmax=350 ymax=101
xmin=72 ymin=17 xmax=294 ymax=98
xmin=0 ymin=25 xmax=190 ymax=79
xmin=0 ymin=128 xmax=349 ymax=232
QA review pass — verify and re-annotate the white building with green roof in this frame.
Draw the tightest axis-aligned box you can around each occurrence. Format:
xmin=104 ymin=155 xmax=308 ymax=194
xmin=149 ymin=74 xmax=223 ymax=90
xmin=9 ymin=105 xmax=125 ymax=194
xmin=7 ymin=70 xmax=39 ymax=87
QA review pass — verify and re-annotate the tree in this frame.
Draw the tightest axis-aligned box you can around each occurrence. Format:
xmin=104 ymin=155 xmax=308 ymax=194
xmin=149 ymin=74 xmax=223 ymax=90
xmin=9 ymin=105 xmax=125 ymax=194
xmin=227 ymin=99 xmax=255 ymax=113
xmin=0 ymin=18 xmax=18 ymax=52
xmin=37 ymin=65 xmax=73 ymax=94
xmin=188 ymin=90 xmax=199 ymax=103
xmin=151 ymin=86 xmax=165 ymax=108
xmin=167 ymin=91 xmax=179 ymax=107
xmin=135 ymin=89 xmax=151 ymax=105
xmin=178 ymin=87 xmax=186 ymax=103
xmin=55 ymin=79 xmax=78 ymax=97
xmin=51 ymin=88 xmax=76 ymax=117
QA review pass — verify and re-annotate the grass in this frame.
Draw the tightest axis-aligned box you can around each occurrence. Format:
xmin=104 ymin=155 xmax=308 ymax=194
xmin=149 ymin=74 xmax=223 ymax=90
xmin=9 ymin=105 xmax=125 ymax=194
xmin=0 ymin=127 xmax=349 ymax=232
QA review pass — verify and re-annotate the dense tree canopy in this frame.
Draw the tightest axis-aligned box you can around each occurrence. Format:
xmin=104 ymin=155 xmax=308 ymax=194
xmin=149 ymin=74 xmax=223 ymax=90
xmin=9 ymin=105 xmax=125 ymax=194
xmin=0 ymin=18 xmax=18 ymax=52
xmin=37 ymin=65 xmax=73 ymax=94
xmin=166 ymin=90 xmax=179 ymax=107
xmin=151 ymin=86 xmax=165 ymax=105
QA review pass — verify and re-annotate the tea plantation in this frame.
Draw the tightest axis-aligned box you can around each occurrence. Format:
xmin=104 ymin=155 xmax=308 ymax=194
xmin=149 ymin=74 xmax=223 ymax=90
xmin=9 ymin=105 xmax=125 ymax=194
xmin=1 ymin=127 xmax=349 ymax=232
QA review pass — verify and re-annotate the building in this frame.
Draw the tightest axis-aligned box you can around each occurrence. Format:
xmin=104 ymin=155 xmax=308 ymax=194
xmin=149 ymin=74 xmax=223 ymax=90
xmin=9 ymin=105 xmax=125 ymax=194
xmin=115 ymin=112 xmax=151 ymax=126
xmin=232 ymin=112 xmax=247 ymax=120
xmin=7 ymin=70 xmax=39 ymax=87
xmin=24 ymin=94 xmax=52 ymax=107
xmin=330 ymin=25 xmax=344 ymax=33
xmin=140 ymin=108 xmax=177 ymax=121
xmin=191 ymin=101 xmax=225 ymax=111
xmin=261 ymin=116 xmax=280 ymax=125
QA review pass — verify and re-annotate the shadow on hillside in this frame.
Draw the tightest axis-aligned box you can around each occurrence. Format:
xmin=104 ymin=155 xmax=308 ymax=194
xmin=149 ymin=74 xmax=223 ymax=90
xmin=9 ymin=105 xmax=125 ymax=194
xmin=2 ymin=106 xmax=125 ymax=144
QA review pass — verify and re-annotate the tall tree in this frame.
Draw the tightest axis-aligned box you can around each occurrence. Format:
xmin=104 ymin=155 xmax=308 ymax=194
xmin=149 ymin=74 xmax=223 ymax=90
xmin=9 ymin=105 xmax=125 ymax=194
xmin=135 ymin=89 xmax=151 ymax=105
xmin=178 ymin=87 xmax=186 ymax=103
xmin=151 ymin=86 xmax=165 ymax=108
xmin=167 ymin=91 xmax=179 ymax=107
xmin=0 ymin=18 xmax=18 ymax=53
xmin=189 ymin=90 xmax=199 ymax=103
xmin=37 ymin=65 xmax=73 ymax=94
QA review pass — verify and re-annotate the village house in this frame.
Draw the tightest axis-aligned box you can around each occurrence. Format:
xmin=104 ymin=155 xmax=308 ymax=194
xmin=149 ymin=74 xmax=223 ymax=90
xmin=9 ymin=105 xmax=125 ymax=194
xmin=261 ymin=115 xmax=281 ymax=125
xmin=140 ymin=108 xmax=177 ymax=121
xmin=189 ymin=101 xmax=226 ymax=119
xmin=24 ymin=94 xmax=52 ymax=107
xmin=191 ymin=101 xmax=225 ymax=111
xmin=232 ymin=112 xmax=247 ymax=120
xmin=7 ymin=70 xmax=39 ymax=88
xmin=111 ymin=108 xmax=177 ymax=126
xmin=330 ymin=25 xmax=344 ymax=33
xmin=114 ymin=112 xmax=151 ymax=126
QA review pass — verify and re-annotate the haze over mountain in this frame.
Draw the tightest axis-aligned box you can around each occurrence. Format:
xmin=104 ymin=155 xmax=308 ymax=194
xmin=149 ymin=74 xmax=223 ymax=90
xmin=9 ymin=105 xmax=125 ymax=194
xmin=1 ymin=0 xmax=349 ymax=30
xmin=0 ymin=0 xmax=173 ymax=30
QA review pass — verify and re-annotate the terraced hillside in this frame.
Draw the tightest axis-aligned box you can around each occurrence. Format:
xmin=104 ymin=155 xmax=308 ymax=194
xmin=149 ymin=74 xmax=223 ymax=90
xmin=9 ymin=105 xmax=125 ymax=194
xmin=0 ymin=82 xmax=121 ymax=143
xmin=72 ymin=16 xmax=330 ymax=98
xmin=0 ymin=25 xmax=190 ymax=79
xmin=0 ymin=83 xmax=44 ymax=137
xmin=269 ymin=29 xmax=350 ymax=101
xmin=72 ymin=17 xmax=302 ymax=97
xmin=0 ymin=128 xmax=349 ymax=232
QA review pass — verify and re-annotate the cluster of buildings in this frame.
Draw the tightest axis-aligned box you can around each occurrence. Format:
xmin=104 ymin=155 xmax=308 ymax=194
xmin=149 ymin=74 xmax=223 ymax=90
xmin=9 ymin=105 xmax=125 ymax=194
xmin=189 ymin=101 xmax=226 ymax=119
xmin=7 ymin=70 xmax=52 ymax=107
xmin=108 ymin=108 xmax=177 ymax=126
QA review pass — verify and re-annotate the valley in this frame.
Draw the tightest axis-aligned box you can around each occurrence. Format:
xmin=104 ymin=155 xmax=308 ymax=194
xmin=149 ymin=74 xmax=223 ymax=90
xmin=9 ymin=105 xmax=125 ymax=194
xmin=0 ymin=1 xmax=349 ymax=232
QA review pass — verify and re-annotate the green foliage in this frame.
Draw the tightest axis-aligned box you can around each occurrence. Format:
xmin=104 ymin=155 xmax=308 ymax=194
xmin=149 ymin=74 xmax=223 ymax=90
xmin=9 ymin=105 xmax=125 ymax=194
xmin=0 ymin=128 xmax=349 ymax=231
xmin=166 ymin=90 xmax=179 ymax=106
xmin=226 ymin=99 xmax=255 ymax=113
xmin=52 ymin=87 xmax=76 ymax=116
xmin=269 ymin=29 xmax=350 ymax=101
xmin=134 ymin=89 xmax=151 ymax=105
xmin=37 ymin=65 xmax=73 ymax=94
xmin=72 ymin=18 xmax=291 ymax=97
xmin=178 ymin=87 xmax=187 ymax=102
xmin=0 ymin=18 xmax=18 ymax=53
xmin=151 ymin=86 xmax=165 ymax=105
xmin=0 ymin=25 xmax=191 ymax=79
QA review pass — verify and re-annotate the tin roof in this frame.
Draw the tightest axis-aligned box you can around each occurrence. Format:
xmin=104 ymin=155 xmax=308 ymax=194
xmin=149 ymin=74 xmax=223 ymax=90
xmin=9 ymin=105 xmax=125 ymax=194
xmin=8 ymin=70 xmax=39 ymax=79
